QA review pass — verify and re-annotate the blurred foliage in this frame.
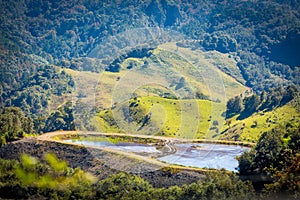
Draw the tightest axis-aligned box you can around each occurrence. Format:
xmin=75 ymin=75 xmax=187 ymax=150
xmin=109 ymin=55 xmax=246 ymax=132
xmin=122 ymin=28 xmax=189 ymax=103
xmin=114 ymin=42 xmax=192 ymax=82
xmin=0 ymin=153 xmax=96 ymax=199
xmin=0 ymin=153 xmax=255 ymax=199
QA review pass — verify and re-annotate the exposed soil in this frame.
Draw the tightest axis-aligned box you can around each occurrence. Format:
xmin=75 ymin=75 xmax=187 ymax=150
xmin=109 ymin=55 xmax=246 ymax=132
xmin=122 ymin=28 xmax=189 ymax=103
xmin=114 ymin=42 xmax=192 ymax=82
xmin=0 ymin=132 xmax=208 ymax=188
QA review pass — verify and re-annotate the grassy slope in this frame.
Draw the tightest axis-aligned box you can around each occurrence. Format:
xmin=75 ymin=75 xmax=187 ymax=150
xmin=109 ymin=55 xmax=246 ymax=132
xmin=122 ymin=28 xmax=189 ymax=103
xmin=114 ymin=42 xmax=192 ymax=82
xmin=154 ymin=43 xmax=249 ymax=101
xmin=220 ymin=98 xmax=300 ymax=142
xmin=62 ymin=67 xmax=299 ymax=143
xmin=62 ymin=43 xmax=252 ymax=139
xmin=62 ymin=46 xmax=299 ymax=144
xmin=95 ymin=96 xmax=225 ymax=139
xmin=64 ymin=43 xmax=248 ymax=109
xmin=95 ymin=96 xmax=300 ymax=143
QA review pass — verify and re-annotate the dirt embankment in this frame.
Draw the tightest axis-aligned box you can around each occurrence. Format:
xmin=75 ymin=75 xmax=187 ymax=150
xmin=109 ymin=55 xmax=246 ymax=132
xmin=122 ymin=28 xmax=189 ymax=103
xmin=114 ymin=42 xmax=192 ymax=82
xmin=0 ymin=136 xmax=206 ymax=188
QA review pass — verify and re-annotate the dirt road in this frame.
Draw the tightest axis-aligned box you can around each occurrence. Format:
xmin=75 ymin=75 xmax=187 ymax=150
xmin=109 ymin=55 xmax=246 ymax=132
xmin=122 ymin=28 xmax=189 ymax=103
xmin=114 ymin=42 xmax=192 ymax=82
xmin=37 ymin=131 xmax=178 ymax=157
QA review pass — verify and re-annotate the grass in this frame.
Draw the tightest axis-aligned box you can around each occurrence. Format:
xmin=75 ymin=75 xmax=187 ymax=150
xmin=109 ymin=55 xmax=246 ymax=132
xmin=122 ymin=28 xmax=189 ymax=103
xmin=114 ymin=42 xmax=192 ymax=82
xmin=96 ymin=96 xmax=226 ymax=139
xmin=64 ymin=68 xmax=100 ymax=106
xmin=64 ymin=42 xmax=248 ymax=110
xmin=156 ymin=43 xmax=249 ymax=100
xmin=221 ymin=98 xmax=300 ymax=142
xmin=204 ymin=51 xmax=246 ymax=84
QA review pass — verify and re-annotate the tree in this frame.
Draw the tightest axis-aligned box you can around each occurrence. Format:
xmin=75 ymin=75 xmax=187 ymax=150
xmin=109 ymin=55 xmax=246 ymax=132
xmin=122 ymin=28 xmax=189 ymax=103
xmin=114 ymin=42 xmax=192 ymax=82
xmin=244 ymin=95 xmax=260 ymax=113
xmin=179 ymin=171 xmax=254 ymax=200
xmin=238 ymin=94 xmax=260 ymax=119
xmin=226 ymin=96 xmax=243 ymax=118
xmin=0 ymin=107 xmax=33 ymax=146
xmin=280 ymin=85 xmax=298 ymax=106
xmin=238 ymin=124 xmax=300 ymax=198
xmin=175 ymin=77 xmax=186 ymax=90
xmin=96 ymin=172 xmax=152 ymax=199
xmin=43 ymin=102 xmax=75 ymax=133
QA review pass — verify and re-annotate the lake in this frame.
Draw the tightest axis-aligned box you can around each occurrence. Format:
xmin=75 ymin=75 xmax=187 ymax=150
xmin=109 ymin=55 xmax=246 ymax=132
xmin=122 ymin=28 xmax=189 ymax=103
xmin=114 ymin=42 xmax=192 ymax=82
xmin=158 ymin=143 xmax=249 ymax=172
xmin=64 ymin=139 xmax=249 ymax=171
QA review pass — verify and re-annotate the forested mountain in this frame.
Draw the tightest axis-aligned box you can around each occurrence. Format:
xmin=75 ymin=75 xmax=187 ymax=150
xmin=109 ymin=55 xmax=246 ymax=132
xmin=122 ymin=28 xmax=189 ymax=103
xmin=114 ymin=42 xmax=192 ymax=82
xmin=0 ymin=1 xmax=300 ymax=199
xmin=0 ymin=0 xmax=299 ymax=143
xmin=1 ymin=0 xmax=299 ymax=95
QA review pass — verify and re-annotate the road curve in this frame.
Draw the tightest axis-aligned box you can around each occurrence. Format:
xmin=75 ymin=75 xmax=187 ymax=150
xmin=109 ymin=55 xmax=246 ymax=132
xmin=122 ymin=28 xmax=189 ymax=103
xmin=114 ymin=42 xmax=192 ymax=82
xmin=37 ymin=131 xmax=178 ymax=156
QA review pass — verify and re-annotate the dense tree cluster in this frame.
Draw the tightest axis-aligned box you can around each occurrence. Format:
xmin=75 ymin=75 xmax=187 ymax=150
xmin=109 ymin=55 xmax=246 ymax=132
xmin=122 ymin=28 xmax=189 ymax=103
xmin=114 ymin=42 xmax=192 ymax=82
xmin=1 ymin=65 xmax=74 ymax=117
xmin=226 ymin=96 xmax=243 ymax=118
xmin=34 ymin=101 xmax=75 ymax=134
xmin=0 ymin=107 xmax=32 ymax=146
xmin=238 ymin=124 xmax=300 ymax=198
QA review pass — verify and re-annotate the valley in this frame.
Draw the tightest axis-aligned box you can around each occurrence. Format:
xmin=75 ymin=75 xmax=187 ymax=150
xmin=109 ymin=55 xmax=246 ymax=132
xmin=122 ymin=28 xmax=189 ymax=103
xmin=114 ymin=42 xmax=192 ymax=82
xmin=0 ymin=0 xmax=300 ymax=199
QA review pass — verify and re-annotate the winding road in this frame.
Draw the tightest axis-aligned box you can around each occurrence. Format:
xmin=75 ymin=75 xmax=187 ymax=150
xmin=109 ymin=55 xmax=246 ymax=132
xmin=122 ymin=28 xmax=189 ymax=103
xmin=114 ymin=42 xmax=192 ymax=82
xmin=37 ymin=131 xmax=178 ymax=156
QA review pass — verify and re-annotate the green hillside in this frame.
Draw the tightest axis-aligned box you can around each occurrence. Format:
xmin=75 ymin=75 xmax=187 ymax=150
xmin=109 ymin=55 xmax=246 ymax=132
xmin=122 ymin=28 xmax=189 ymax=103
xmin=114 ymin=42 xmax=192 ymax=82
xmin=92 ymin=96 xmax=225 ymax=139
xmin=65 ymin=43 xmax=248 ymax=108
xmin=61 ymin=43 xmax=249 ymax=136
xmin=221 ymin=97 xmax=300 ymax=143
xmin=91 ymin=94 xmax=300 ymax=143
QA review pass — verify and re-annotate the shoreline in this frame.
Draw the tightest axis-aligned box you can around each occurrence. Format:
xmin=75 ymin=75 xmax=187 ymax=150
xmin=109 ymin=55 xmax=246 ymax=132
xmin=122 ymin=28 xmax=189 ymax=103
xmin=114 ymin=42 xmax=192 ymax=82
xmin=39 ymin=131 xmax=255 ymax=148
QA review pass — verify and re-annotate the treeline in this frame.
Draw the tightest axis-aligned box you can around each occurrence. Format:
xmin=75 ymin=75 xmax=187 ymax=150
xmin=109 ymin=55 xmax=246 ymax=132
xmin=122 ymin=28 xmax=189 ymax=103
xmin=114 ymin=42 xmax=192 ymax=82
xmin=182 ymin=0 xmax=300 ymax=91
xmin=0 ymin=98 xmax=100 ymax=146
xmin=0 ymin=153 xmax=254 ymax=200
xmin=33 ymin=101 xmax=75 ymax=134
xmin=0 ymin=102 xmax=77 ymax=146
xmin=226 ymin=85 xmax=298 ymax=119
xmin=106 ymin=47 xmax=154 ymax=72
xmin=0 ymin=64 xmax=76 ymax=143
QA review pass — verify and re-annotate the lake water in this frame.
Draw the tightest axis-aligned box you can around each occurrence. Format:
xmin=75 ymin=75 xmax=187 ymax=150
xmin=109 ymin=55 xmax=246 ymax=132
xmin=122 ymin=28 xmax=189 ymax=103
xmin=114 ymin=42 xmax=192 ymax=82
xmin=158 ymin=143 xmax=249 ymax=172
xmin=64 ymin=139 xmax=249 ymax=171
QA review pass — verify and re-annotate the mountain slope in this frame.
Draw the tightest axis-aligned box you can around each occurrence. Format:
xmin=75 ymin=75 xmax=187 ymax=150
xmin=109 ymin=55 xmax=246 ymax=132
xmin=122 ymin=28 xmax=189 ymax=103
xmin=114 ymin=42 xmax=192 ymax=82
xmin=92 ymin=96 xmax=225 ymax=139
xmin=1 ymin=0 xmax=299 ymax=101
xmin=221 ymin=97 xmax=300 ymax=142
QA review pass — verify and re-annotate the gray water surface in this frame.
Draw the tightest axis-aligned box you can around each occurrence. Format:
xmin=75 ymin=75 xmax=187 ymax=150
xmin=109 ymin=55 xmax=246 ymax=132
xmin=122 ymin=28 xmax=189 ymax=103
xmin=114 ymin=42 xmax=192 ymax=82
xmin=158 ymin=143 xmax=249 ymax=172
xmin=64 ymin=139 xmax=249 ymax=171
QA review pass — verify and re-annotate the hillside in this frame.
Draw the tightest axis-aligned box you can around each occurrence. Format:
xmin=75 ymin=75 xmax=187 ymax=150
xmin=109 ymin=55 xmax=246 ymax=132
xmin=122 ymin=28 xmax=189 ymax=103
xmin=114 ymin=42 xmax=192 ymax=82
xmin=66 ymin=43 xmax=248 ymax=106
xmin=0 ymin=0 xmax=298 ymax=140
xmin=59 ymin=43 xmax=248 ymax=136
xmin=221 ymin=96 xmax=300 ymax=142
xmin=93 ymin=96 xmax=225 ymax=139
xmin=1 ymin=0 xmax=300 ymax=106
